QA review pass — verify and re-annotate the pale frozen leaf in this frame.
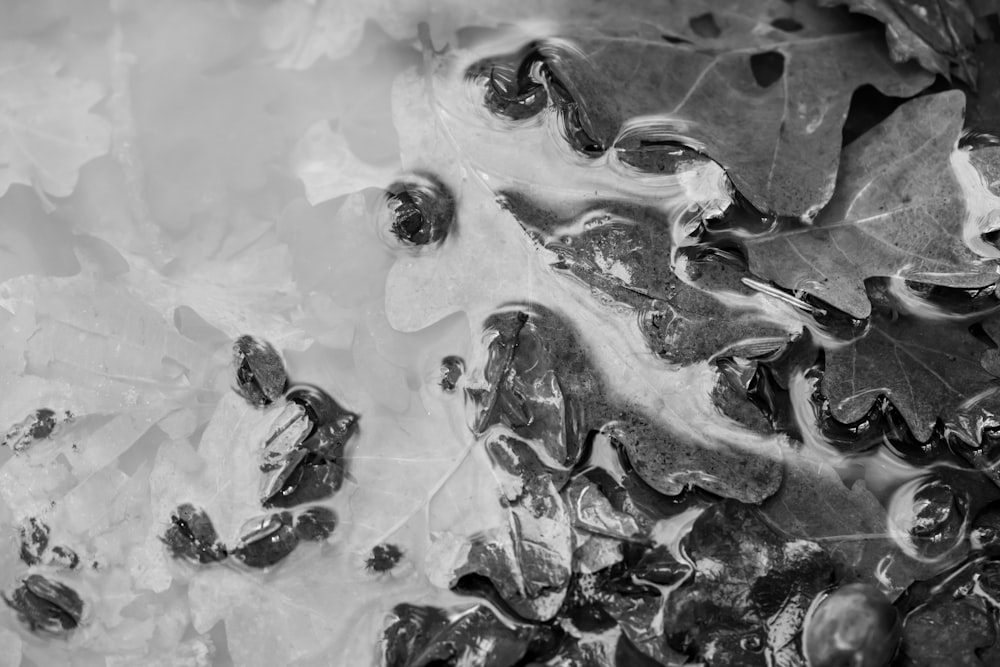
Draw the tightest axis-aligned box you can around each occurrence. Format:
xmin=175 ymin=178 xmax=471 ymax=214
xmin=124 ymin=244 xmax=312 ymax=352
xmin=0 ymin=41 xmax=111 ymax=199
xmin=262 ymin=0 xmax=563 ymax=69
xmin=0 ymin=275 xmax=215 ymax=430
xmin=293 ymin=120 xmax=398 ymax=205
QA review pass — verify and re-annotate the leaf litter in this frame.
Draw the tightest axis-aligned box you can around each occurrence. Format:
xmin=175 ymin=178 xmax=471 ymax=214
xmin=3 ymin=1 xmax=1000 ymax=666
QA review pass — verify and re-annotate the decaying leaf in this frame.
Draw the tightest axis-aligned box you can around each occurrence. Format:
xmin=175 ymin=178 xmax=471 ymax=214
xmin=743 ymin=91 xmax=1000 ymax=319
xmin=0 ymin=41 xmax=111 ymax=199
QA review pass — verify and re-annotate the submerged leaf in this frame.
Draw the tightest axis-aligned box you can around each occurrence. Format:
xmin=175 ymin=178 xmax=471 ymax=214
xmin=0 ymin=41 xmax=111 ymax=199
xmin=664 ymin=501 xmax=835 ymax=666
xmin=743 ymin=91 xmax=1000 ymax=319
xmin=820 ymin=280 xmax=1000 ymax=442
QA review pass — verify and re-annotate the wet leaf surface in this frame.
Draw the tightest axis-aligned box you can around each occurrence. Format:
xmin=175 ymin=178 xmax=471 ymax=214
xmin=895 ymin=558 xmax=1000 ymax=666
xmin=821 ymin=0 xmax=980 ymax=81
xmin=500 ymin=192 xmax=801 ymax=364
xmin=820 ymin=281 xmax=1000 ymax=442
xmin=743 ymin=91 xmax=1000 ymax=319
xmin=471 ymin=0 xmax=932 ymax=218
xmin=664 ymin=501 xmax=835 ymax=666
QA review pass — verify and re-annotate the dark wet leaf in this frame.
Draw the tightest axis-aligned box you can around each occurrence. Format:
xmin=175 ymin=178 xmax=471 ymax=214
xmin=18 ymin=516 xmax=50 ymax=566
xmin=500 ymin=192 xmax=800 ymax=365
xmin=385 ymin=176 xmax=455 ymax=247
xmin=820 ymin=281 xmax=1000 ymax=442
xmin=821 ymin=0 xmax=979 ymax=82
xmin=232 ymin=335 xmax=288 ymax=408
xmin=232 ymin=512 xmax=299 ymax=569
xmin=664 ymin=501 xmax=835 ymax=666
xmin=482 ymin=308 xmax=784 ymax=504
xmin=439 ymin=356 xmax=464 ymax=393
xmin=743 ymin=91 xmax=1000 ymax=319
xmin=477 ymin=0 xmax=932 ymax=218
xmin=968 ymin=42 xmax=1000 ymax=135
xmin=452 ymin=433 xmax=574 ymax=622
xmin=896 ymin=559 xmax=1000 ymax=666
xmin=366 ymin=544 xmax=404 ymax=574
xmin=760 ymin=447 xmax=965 ymax=597
xmin=3 ymin=408 xmax=73 ymax=452
xmin=3 ymin=574 xmax=84 ymax=636
xmin=293 ymin=506 xmax=337 ymax=542
xmin=382 ymin=603 xmax=561 ymax=667
xmin=560 ymin=555 xmax=689 ymax=665
xmin=161 ymin=503 xmax=228 ymax=565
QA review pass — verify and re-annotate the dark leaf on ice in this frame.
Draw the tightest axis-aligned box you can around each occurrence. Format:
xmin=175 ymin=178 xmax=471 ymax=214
xmin=3 ymin=408 xmax=72 ymax=452
xmin=439 ymin=356 xmax=464 ymax=393
xmin=821 ymin=280 xmax=1000 ymax=442
xmin=292 ymin=506 xmax=337 ymax=542
xmin=474 ymin=0 xmax=932 ymax=217
xmin=664 ymin=501 xmax=835 ymax=666
xmin=743 ymin=91 xmax=1000 ymax=319
xmin=3 ymin=574 xmax=84 ymax=636
xmin=48 ymin=545 xmax=79 ymax=571
xmin=382 ymin=603 xmax=561 ymax=667
xmin=285 ymin=384 xmax=358 ymax=434
xmin=232 ymin=335 xmax=288 ymax=408
xmin=18 ymin=517 xmax=50 ymax=566
xmin=232 ymin=512 xmax=300 ymax=569
xmin=162 ymin=503 xmax=228 ymax=565
xmin=820 ymin=0 xmax=979 ymax=82
xmin=262 ymin=453 xmax=346 ymax=509
xmin=366 ymin=544 xmax=403 ymax=574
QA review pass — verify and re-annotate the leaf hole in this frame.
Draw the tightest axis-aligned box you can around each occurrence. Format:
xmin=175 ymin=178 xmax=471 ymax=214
xmin=688 ymin=13 xmax=721 ymax=39
xmin=749 ymin=51 xmax=785 ymax=88
xmin=661 ymin=33 xmax=691 ymax=45
xmin=770 ymin=17 xmax=803 ymax=32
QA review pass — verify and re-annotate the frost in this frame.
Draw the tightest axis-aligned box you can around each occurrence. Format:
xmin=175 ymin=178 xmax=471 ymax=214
xmin=0 ymin=41 xmax=111 ymax=200
xmin=293 ymin=120 xmax=398 ymax=205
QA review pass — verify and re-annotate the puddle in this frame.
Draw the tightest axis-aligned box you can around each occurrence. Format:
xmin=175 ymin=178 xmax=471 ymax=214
xmin=2 ymin=2 xmax=1000 ymax=666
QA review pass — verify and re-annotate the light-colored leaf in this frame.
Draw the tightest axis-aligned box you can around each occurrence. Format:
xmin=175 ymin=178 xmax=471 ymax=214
xmin=0 ymin=41 xmax=111 ymax=199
